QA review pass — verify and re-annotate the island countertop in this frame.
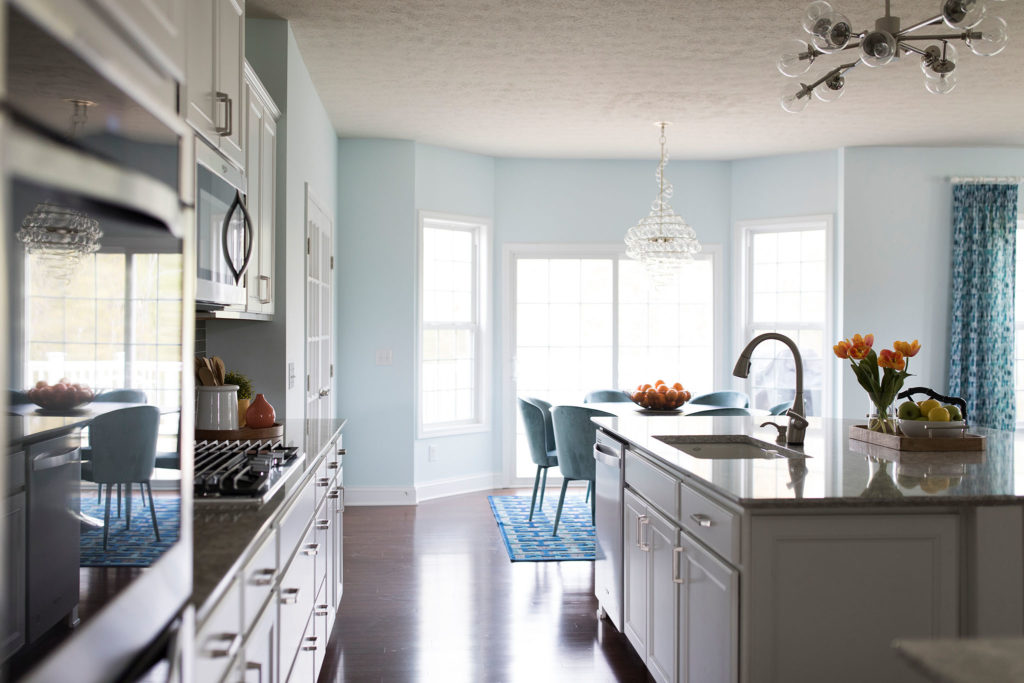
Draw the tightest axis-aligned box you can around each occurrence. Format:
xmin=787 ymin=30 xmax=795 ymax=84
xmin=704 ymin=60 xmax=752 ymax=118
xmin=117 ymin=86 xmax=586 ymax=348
xmin=593 ymin=414 xmax=1023 ymax=508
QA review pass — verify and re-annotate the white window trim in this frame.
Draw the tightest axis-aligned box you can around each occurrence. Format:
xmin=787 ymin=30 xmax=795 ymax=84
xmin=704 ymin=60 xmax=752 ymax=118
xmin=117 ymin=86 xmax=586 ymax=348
xmin=501 ymin=242 xmax=723 ymax=486
xmin=416 ymin=210 xmax=492 ymax=439
xmin=733 ymin=214 xmax=836 ymax=417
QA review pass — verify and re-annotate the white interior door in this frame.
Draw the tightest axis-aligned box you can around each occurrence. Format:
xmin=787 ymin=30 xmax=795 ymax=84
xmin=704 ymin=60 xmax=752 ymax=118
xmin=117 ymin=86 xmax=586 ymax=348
xmin=305 ymin=185 xmax=334 ymax=422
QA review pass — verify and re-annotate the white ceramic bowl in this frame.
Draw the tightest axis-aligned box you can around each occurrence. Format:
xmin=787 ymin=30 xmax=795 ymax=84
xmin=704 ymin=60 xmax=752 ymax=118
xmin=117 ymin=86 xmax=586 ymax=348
xmin=897 ymin=419 xmax=966 ymax=438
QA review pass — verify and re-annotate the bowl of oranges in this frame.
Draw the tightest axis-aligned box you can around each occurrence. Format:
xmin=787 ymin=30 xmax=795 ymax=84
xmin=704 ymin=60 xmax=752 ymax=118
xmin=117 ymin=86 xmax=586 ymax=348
xmin=627 ymin=381 xmax=692 ymax=413
xmin=27 ymin=379 xmax=96 ymax=413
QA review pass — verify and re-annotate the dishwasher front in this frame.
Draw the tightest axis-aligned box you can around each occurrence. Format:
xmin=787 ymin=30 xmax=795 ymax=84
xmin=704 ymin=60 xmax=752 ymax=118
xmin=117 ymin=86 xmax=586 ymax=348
xmin=593 ymin=428 xmax=625 ymax=631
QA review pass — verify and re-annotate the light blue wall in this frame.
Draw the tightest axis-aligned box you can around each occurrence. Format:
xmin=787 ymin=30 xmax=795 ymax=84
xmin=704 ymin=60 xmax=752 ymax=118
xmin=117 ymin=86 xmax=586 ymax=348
xmin=840 ymin=147 xmax=1024 ymax=417
xmin=412 ymin=144 xmax=496 ymax=487
xmin=207 ymin=20 xmax=337 ymax=426
xmin=336 ymin=139 xmax=417 ymax=491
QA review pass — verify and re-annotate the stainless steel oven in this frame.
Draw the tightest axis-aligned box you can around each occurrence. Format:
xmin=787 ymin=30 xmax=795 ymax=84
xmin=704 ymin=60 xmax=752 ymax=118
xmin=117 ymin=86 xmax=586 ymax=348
xmin=2 ymin=2 xmax=194 ymax=681
xmin=195 ymin=141 xmax=252 ymax=310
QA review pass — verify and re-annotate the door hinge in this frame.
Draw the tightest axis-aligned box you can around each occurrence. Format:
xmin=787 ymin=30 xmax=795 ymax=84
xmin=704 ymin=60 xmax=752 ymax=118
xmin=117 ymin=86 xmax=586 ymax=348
xmin=306 ymin=375 xmax=310 ymax=392
xmin=307 ymin=237 xmax=311 ymax=255
xmin=330 ymin=364 xmax=334 ymax=377
xmin=330 ymin=256 xmax=334 ymax=270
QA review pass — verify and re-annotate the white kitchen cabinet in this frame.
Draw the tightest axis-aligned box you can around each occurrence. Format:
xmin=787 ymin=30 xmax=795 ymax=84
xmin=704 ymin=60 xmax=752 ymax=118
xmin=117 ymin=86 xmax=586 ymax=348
xmin=623 ymin=489 xmax=648 ymax=656
xmin=240 ymin=599 xmax=277 ymax=683
xmin=241 ymin=62 xmax=278 ymax=317
xmin=678 ymin=530 xmax=737 ymax=683
xmin=186 ymin=0 xmax=245 ymax=169
xmin=93 ymin=0 xmax=187 ymax=80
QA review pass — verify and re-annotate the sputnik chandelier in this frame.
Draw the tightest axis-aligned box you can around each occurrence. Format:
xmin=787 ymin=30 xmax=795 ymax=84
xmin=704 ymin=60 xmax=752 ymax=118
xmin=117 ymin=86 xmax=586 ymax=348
xmin=778 ymin=0 xmax=1009 ymax=112
xmin=624 ymin=122 xmax=701 ymax=287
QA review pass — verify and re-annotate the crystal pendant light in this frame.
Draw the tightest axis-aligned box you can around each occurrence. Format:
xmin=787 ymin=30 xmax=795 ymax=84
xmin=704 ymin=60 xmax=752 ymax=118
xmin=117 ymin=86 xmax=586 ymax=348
xmin=17 ymin=203 xmax=103 ymax=284
xmin=624 ymin=123 xmax=701 ymax=287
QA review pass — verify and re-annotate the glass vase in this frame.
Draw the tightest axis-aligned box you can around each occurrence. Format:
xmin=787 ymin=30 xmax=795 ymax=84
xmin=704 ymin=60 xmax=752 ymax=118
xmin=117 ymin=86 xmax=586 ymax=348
xmin=867 ymin=399 xmax=896 ymax=433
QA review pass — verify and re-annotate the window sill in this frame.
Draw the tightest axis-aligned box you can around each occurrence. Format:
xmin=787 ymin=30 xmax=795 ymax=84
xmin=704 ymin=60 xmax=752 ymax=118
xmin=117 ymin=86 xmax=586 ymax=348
xmin=418 ymin=422 xmax=490 ymax=440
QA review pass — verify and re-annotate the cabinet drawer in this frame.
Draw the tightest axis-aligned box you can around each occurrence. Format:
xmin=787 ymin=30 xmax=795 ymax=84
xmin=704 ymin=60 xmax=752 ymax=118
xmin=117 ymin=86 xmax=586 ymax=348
xmin=313 ymin=457 xmax=332 ymax=508
xmin=279 ymin=523 xmax=316 ymax=672
xmin=285 ymin=613 xmax=317 ymax=683
xmin=625 ymin=450 xmax=678 ymax=519
xmin=241 ymin=528 xmax=277 ymax=631
xmin=278 ymin=476 xmax=316 ymax=566
xmin=678 ymin=480 xmax=738 ymax=564
xmin=195 ymin=578 xmax=242 ymax=683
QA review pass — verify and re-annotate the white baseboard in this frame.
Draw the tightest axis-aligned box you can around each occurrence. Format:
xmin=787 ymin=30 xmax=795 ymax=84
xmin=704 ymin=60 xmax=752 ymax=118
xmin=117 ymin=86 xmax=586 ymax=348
xmin=415 ymin=473 xmax=500 ymax=503
xmin=343 ymin=486 xmax=418 ymax=506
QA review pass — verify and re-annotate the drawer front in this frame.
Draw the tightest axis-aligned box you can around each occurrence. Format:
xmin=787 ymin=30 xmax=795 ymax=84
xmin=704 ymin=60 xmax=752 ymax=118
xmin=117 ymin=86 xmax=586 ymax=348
xmin=313 ymin=577 xmax=332 ymax=676
xmin=313 ymin=457 xmax=332 ymax=509
xmin=195 ymin=578 xmax=242 ymax=683
xmin=313 ymin=502 xmax=331 ymax=593
xmin=241 ymin=529 xmax=277 ymax=631
xmin=678 ymin=480 xmax=738 ymax=564
xmin=279 ymin=523 xmax=316 ymax=671
xmin=625 ymin=450 xmax=678 ymax=519
xmin=278 ymin=476 xmax=316 ymax=566
xmin=285 ymin=613 xmax=317 ymax=683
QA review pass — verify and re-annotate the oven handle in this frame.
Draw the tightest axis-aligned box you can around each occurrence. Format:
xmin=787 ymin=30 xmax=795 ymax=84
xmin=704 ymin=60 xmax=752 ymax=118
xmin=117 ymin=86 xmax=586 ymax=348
xmin=32 ymin=447 xmax=82 ymax=471
xmin=221 ymin=189 xmax=254 ymax=284
xmin=593 ymin=442 xmax=621 ymax=468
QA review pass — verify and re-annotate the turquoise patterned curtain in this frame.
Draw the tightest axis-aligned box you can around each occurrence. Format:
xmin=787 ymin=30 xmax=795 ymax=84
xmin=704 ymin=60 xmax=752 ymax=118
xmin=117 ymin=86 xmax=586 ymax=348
xmin=948 ymin=183 xmax=1019 ymax=430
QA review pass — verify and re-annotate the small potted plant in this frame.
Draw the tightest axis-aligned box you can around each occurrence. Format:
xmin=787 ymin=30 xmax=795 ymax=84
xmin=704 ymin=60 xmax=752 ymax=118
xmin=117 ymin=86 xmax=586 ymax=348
xmin=224 ymin=370 xmax=254 ymax=427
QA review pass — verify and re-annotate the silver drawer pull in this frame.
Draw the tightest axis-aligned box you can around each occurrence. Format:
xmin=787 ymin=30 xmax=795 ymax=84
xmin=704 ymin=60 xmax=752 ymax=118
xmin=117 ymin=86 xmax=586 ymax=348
xmin=250 ymin=568 xmax=276 ymax=586
xmin=204 ymin=632 xmax=241 ymax=658
xmin=316 ymin=519 xmax=330 ymax=530
xmin=245 ymin=661 xmax=262 ymax=683
xmin=301 ymin=636 xmax=319 ymax=651
xmin=302 ymin=542 xmax=321 ymax=556
xmin=315 ymin=603 xmax=330 ymax=617
xmin=317 ymin=477 xmax=330 ymax=487
xmin=327 ymin=461 xmax=339 ymax=470
xmin=690 ymin=513 xmax=713 ymax=528
xmin=673 ymin=547 xmax=686 ymax=584
xmin=280 ymin=587 xmax=300 ymax=604
xmin=337 ymin=448 xmax=346 ymax=456
xmin=639 ymin=515 xmax=650 ymax=552
xmin=258 ymin=275 xmax=271 ymax=304
xmin=327 ymin=489 xmax=340 ymax=500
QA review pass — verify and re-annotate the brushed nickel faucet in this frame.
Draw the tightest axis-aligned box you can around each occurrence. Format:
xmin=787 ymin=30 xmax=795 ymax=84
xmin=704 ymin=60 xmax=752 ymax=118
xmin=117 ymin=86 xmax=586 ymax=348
xmin=733 ymin=332 xmax=809 ymax=445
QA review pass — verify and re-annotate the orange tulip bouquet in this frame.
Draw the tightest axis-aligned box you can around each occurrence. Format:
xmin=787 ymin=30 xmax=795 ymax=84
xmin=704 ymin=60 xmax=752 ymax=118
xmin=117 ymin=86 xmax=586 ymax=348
xmin=833 ymin=334 xmax=921 ymax=433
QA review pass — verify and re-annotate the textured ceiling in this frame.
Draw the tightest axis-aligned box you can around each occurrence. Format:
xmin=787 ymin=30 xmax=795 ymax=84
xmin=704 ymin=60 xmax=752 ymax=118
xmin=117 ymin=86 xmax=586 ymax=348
xmin=248 ymin=0 xmax=1024 ymax=160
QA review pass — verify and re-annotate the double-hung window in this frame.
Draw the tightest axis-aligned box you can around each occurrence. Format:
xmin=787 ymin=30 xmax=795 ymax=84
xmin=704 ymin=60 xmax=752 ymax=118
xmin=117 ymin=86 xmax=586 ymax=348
xmin=418 ymin=212 xmax=490 ymax=436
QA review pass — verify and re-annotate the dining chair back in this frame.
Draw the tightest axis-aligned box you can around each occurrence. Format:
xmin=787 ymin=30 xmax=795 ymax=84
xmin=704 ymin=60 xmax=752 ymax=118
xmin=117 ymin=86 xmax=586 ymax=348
xmin=89 ymin=405 xmax=161 ymax=549
xmin=8 ymin=389 xmax=30 ymax=405
xmin=686 ymin=407 xmax=752 ymax=416
xmin=583 ymin=390 xmax=631 ymax=404
xmin=687 ymin=391 xmax=750 ymax=409
xmin=550 ymin=405 xmax=612 ymax=535
xmin=524 ymin=397 xmax=556 ymax=452
xmin=518 ymin=398 xmax=559 ymax=521
xmin=94 ymin=388 xmax=148 ymax=403
xmin=769 ymin=401 xmax=793 ymax=415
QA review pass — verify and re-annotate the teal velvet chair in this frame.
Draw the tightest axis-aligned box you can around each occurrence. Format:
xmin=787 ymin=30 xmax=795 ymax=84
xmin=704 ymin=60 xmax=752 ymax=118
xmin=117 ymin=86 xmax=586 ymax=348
xmin=550 ymin=405 xmax=612 ymax=535
xmin=688 ymin=391 xmax=750 ymax=409
xmin=583 ymin=390 xmax=631 ymax=404
xmin=769 ymin=401 xmax=793 ymax=415
xmin=686 ymin=407 xmax=752 ymax=416
xmin=88 ymin=405 xmax=161 ymax=549
xmin=518 ymin=398 xmax=559 ymax=521
xmin=84 ymin=388 xmax=150 ymax=508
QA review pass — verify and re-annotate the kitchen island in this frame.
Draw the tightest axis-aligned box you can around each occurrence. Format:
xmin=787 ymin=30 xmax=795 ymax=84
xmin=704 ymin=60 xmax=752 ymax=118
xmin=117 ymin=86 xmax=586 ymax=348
xmin=593 ymin=414 xmax=1024 ymax=683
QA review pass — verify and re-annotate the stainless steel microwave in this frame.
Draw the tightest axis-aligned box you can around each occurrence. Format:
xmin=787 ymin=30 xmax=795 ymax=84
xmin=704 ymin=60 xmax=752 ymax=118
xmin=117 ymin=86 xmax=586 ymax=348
xmin=195 ymin=141 xmax=253 ymax=310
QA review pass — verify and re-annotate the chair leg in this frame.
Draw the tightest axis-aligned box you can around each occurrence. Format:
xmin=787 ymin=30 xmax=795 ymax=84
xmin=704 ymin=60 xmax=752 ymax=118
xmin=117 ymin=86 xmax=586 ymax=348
xmin=117 ymin=483 xmax=122 ymax=518
xmin=552 ymin=479 xmax=569 ymax=537
xmin=539 ymin=467 xmax=549 ymax=507
xmin=103 ymin=484 xmax=112 ymax=551
xmin=146 ymin=482 xmax=160 ymax=542
xmin=585 ymin=481 xmax=592 ymax=504
xmin=97 ymin=484 xmax=101 ymax=504
xmin=529 ymin=466 xmax=542 ymax=522
xmin=591 ymin=481 xmax=596 ymax=526
xmin=126 ymin=483 xmax=132 ymax=530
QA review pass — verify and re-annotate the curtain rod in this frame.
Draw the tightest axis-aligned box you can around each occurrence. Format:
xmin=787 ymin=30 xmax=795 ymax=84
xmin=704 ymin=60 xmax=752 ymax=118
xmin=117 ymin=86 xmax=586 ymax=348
xmin=948 ymin=176 xmax=1023 ymax=184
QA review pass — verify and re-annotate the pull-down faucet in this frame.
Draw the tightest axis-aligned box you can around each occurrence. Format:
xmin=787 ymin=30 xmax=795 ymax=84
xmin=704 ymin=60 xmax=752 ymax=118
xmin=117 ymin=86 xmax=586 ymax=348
xmin=733 ymin=332 xmax=809 ymax=445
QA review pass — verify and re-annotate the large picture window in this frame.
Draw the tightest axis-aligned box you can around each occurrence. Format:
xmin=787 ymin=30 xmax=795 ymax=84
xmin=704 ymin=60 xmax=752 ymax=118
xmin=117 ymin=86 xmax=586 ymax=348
xmin=737 ymin=216 xmax=833 ymax=417
xmin=418 ymin=212 xmax=490 ymax=436
xmin=508 ymin=246 xmax=719 ymax=479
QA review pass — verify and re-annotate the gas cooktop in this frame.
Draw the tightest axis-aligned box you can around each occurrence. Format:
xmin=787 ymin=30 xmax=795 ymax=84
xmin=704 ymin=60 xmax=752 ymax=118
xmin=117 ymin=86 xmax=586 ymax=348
xmin=193 ymin=439 xmax=301 ymax=505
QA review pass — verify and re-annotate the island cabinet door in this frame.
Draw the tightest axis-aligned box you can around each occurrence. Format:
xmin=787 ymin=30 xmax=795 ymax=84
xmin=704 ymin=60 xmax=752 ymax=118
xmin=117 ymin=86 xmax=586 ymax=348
xmin=646 ymin=506 xmax=680 ymax=683
xmin=678 ymin=530 xmax=738 ymax=683
xmin=623 ymin=489 xmax=649 ymax=656
xmin=745 ymin=514 xmax=959 ymax=683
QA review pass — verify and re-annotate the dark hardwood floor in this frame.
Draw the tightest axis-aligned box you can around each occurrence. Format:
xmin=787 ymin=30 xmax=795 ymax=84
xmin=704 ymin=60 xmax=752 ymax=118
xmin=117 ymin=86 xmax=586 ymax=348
xmin=319 ymin=488 xmax=651 ymax=682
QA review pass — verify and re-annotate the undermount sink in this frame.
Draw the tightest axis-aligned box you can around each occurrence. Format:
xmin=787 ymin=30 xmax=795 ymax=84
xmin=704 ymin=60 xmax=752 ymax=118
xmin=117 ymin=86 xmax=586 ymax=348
xmin=652 ymin=435 xmax=809 ymax=460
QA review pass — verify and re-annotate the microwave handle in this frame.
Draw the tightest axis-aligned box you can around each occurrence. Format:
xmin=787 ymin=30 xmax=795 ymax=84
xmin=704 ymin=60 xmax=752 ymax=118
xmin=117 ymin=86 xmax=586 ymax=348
xmin=222 ymin=189 xmax=254 ymax=285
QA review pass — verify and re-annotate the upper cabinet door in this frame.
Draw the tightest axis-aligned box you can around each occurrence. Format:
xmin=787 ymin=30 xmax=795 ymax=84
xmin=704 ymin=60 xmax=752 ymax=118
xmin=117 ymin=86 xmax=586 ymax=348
xmin=94 ymin=0 xmax=187 ymax=81
xmin=215 ymin=0 xmax=245 ymax=167
xmin=185 ymin=0 xmax=217 ymax=137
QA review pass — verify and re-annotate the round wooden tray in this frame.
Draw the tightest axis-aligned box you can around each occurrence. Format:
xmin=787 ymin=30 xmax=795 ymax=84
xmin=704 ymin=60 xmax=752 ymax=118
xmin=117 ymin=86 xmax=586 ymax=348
xmin=195 ymin=422 xmax=283 ymax=441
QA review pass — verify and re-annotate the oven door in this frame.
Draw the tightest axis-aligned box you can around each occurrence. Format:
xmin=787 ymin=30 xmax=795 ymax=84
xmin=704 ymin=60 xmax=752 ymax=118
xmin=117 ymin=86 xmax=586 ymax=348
xmin=195 ymin=142 xmax=251 ymax=310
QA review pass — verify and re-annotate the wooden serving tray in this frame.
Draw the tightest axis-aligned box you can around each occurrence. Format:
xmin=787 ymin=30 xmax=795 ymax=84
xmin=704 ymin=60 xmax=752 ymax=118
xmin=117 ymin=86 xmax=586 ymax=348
xmin=849 ymin=425 xmax=985 ymax=451
xmin=195 ymin=422 xmax=284 ymax=442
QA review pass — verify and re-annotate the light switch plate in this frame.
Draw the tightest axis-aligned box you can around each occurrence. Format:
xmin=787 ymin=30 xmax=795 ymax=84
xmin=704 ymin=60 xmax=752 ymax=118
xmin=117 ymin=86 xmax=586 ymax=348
xmin=375 ymin=349 xmax=393 ymax=366
xmin=287 ymin=362 xmax=296 ymax=389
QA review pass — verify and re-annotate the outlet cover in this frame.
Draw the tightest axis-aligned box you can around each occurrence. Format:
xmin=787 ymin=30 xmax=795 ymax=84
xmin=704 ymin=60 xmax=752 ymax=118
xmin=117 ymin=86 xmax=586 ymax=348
xmin=428 ymin=445 xmax=438 ymax=462
xmin=287 ymin=362 xmax=296 ymax=389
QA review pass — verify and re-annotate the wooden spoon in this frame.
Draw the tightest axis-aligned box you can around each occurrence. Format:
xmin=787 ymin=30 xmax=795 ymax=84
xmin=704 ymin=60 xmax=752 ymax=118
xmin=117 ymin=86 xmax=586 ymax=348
xmin=211 ymin=357 xmax=226 ymax=386
xmin=198 ymin=365 xmax=216 ymax=387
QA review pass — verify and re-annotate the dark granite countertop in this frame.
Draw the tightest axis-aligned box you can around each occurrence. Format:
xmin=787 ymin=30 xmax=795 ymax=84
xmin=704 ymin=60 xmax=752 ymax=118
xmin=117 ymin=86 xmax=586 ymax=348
xmin=192 ymin=417 xmax=346 ymax=620
xmin=593 ymin=414 xmax=1023 ymax=508
xmin=895 ymin=637 xmax=1024 ymax=683
xmin=7 ymin=402 xmax=148 ymax=446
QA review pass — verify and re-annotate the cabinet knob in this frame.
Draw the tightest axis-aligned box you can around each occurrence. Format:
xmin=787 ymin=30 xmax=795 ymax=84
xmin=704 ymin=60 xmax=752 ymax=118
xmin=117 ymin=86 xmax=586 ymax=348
xmin=315 ymin=603 xmax=330 ymax=617
xmin=317 ymin=477 xmax=330 ymax=487
xmin=337 ymin=448 xmax=346 ymax=456
xmin=301 ymin=636 xmax=319 ymax=651
xmin=327 ymin=461 xmax=339 ymax=470
xmin=302 ymin=542 xmax=321 ymax=556
xmin=280 ymin=587 xmax=300 ymax=604
xmin=250 ymin=567 xmax=276 ymax=586
xmin=327 ymin=489 xmax=340 ymax=500
xmin=203 ymin=632 xmax=241 ymax=659
xmin=316 ymin=519 xmax=330 ymax=530
xmin=690 ymin=513 xmax=713 ymax=528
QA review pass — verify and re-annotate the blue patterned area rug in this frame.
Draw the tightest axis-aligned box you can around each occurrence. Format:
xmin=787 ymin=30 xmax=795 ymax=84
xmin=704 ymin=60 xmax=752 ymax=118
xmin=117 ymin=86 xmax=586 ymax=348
xmin=488 ymin=495 xmax=595 ymax=562
xmin=79 ymin=495 xmax=180 ymax=567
